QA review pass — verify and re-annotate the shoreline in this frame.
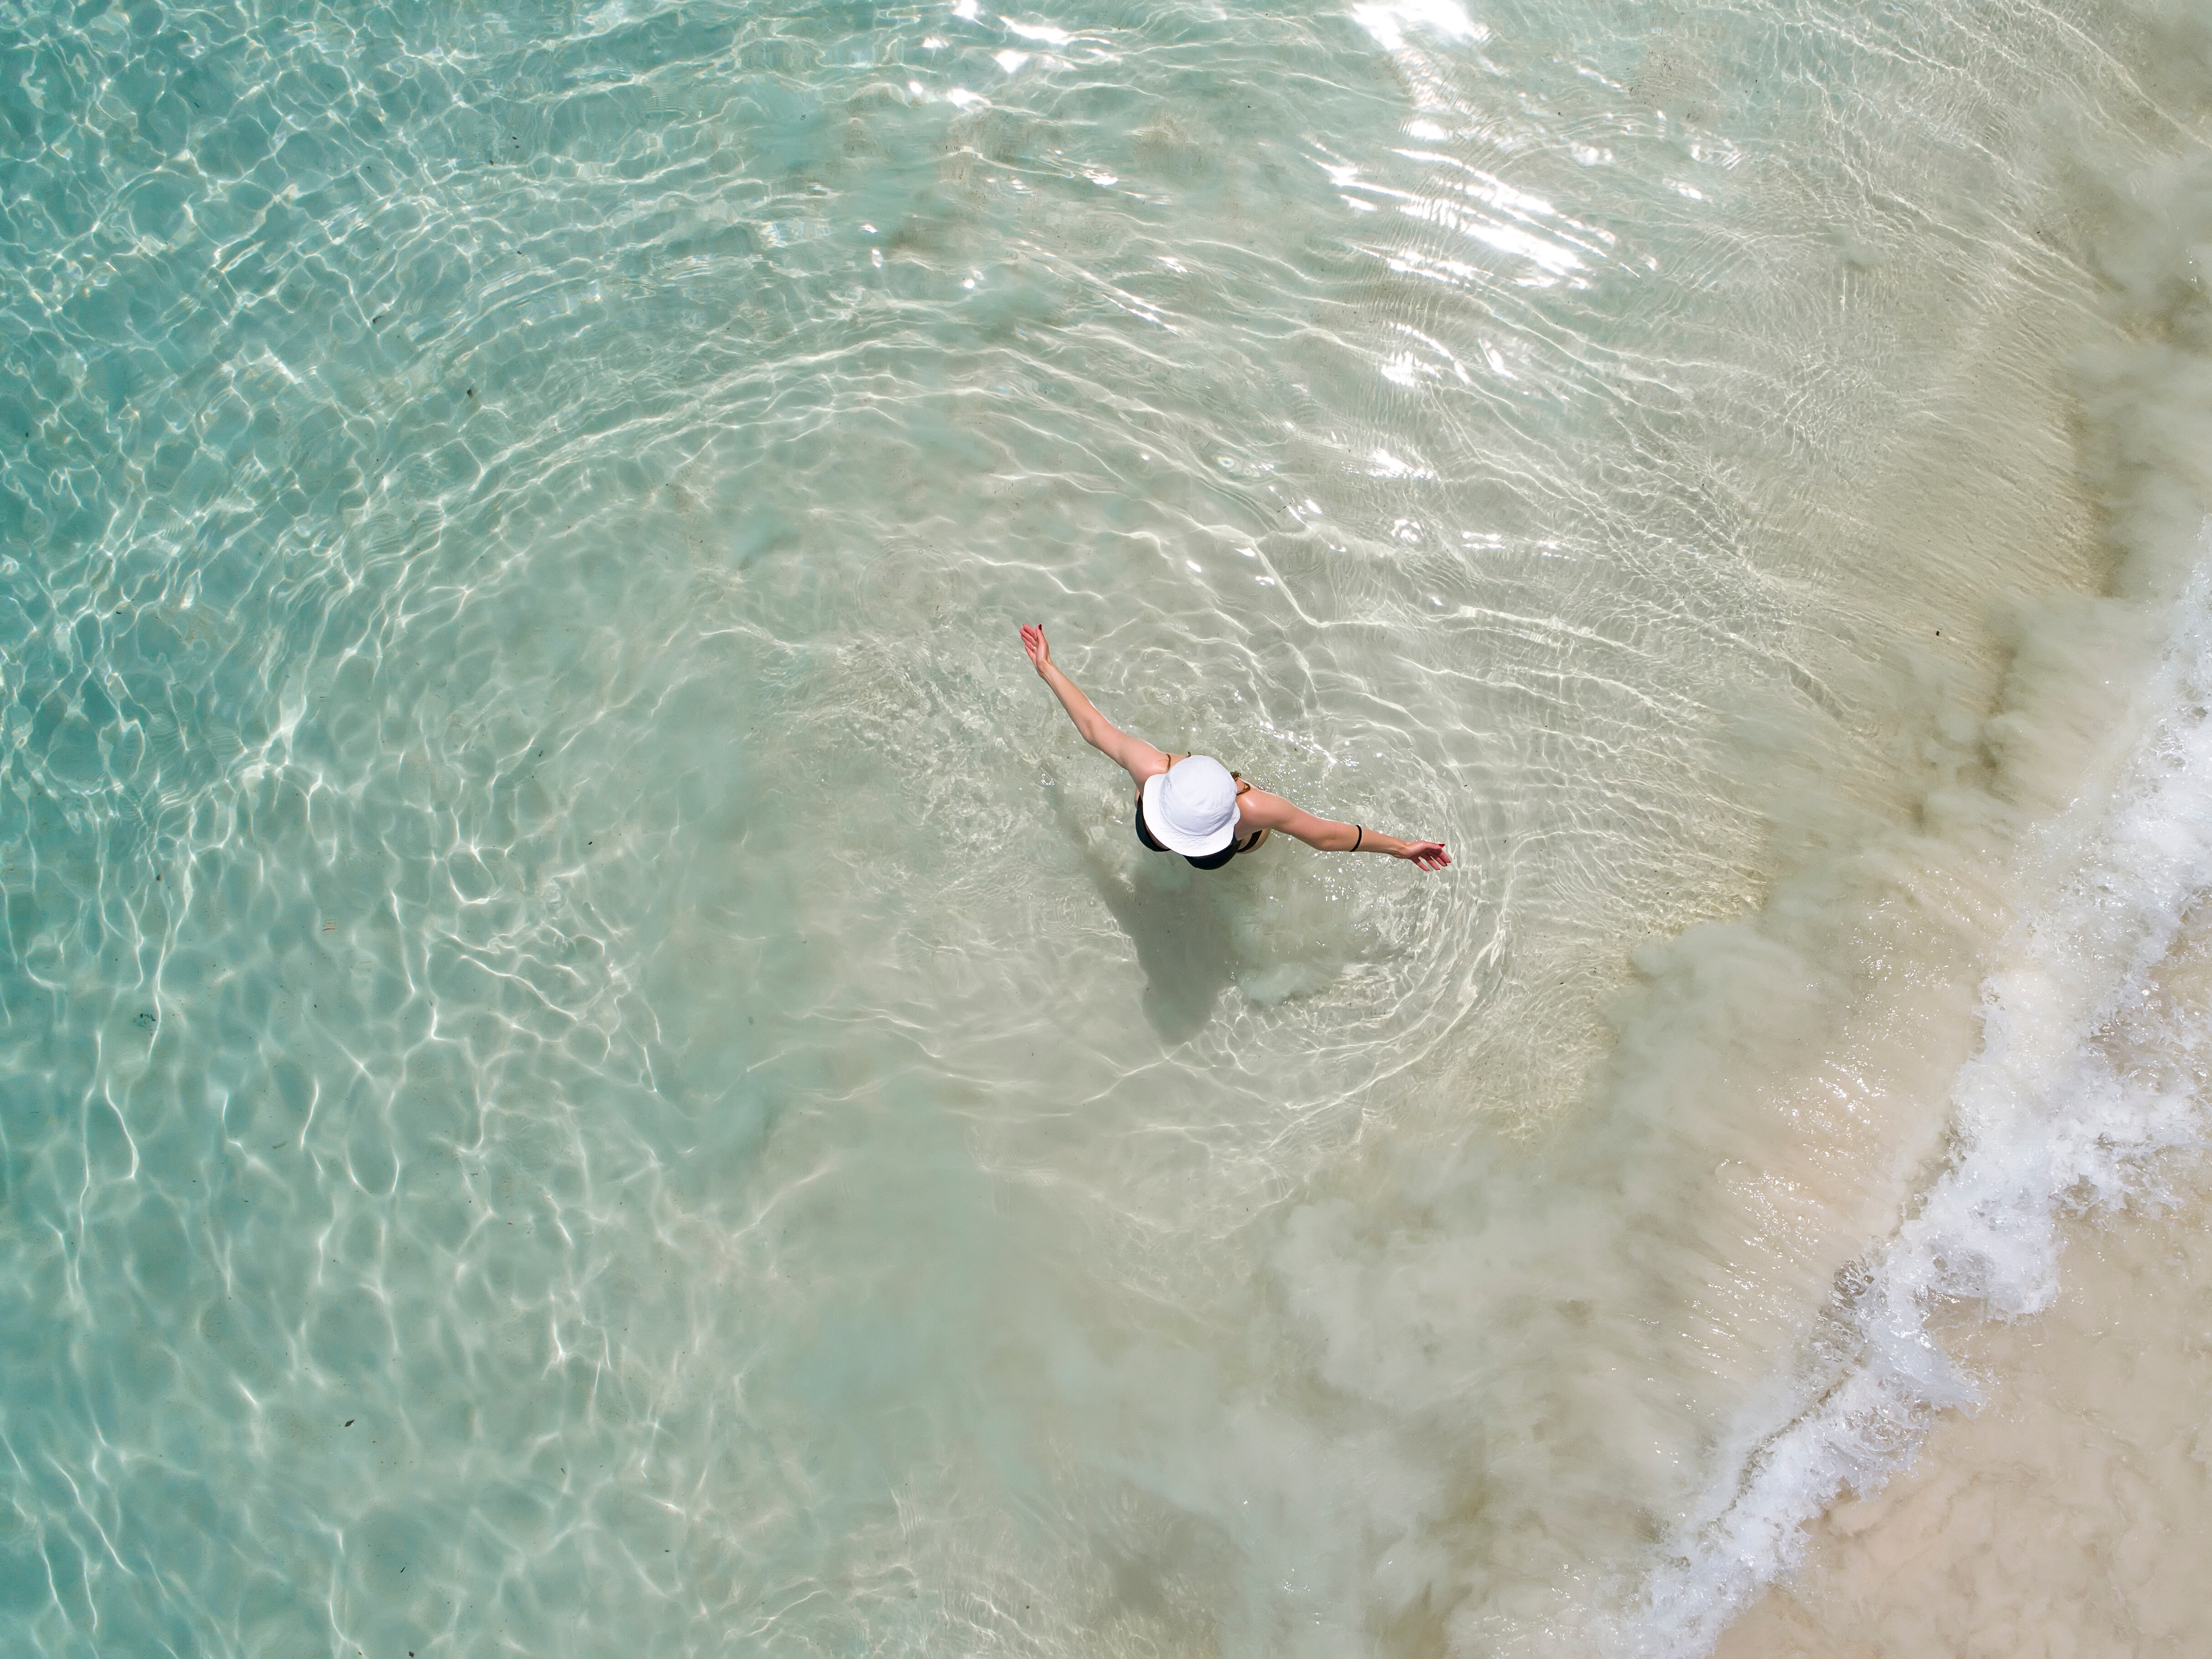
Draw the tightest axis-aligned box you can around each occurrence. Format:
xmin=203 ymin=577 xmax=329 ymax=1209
xmin=1715 ymin=1149 xmax=2212 ymax=1655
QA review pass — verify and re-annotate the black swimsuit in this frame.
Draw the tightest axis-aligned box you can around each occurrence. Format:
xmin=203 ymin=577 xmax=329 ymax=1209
xmin=1135 ymin=799 xmax=1263 ymax=871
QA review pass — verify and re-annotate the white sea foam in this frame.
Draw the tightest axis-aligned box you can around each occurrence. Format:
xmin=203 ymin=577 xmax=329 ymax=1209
xmin=1631 ymin=147 xmax=2212 ymax=1654
xmin=10 ymin=3 xmax=2212 ymax=1654
xmin=1637 ymin=561 xmax=2212 ymax=1653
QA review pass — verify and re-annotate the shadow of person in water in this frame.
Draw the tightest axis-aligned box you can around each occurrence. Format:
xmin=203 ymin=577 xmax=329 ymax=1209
xmin=1017 ymin=626 xmax=1447 ymax=1041
xmin=1090 ymin=853 xmax=1239 ymax=1042
xmin=1047 ymin=773 xmax=1237 ymax=1042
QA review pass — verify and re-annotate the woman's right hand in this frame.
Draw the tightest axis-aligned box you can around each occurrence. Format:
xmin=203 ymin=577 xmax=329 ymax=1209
xmin=1395 ymin=840 xmax=1451 ymax=872
xmin=1020 ymin=623 xmax=1053 ymax=678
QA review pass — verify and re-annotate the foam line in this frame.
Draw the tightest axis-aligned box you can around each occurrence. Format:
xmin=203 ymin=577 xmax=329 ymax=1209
xmin=1639 ymin=544 xmax=2212 ymax=1654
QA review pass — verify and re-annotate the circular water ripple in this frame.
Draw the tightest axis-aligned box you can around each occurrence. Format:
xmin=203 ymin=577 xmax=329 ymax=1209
xmin=0 ymin=0 xmax=2182 ymax=1654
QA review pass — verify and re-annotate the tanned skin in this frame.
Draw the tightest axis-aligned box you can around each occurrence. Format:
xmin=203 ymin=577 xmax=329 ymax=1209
xmin=1020 ymin=624 xmax=1451 ymax=873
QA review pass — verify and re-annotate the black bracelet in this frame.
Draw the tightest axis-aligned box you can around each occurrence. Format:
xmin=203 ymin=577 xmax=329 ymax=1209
xmin=1352 ymin=824 xmax=1363 ymax=851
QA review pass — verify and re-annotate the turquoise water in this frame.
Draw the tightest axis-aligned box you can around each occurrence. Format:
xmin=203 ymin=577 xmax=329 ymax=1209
xmin=6 ymin=0 xmax=2212 ymax=1654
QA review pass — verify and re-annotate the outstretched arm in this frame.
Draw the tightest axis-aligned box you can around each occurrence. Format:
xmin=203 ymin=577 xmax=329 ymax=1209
xmin=1238 ymin=788 xmax=1451 ymax=873
xmin=1021 ymin=625 xmax=1169 ymax=784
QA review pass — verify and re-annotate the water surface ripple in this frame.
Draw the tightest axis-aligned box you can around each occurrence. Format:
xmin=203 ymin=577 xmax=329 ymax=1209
xmin=3 ymin=0 xmax=2207 ymax=1654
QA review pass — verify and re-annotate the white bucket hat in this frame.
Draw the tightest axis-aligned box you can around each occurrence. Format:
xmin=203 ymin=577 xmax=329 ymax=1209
xmin=1141 ymin=755 xmax=1240 ymax=856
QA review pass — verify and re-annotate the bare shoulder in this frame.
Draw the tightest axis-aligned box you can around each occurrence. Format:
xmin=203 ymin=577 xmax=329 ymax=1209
xmin=1235 ymin=786 xmax=1304 ymax=828
xmin=1117 ymin=739 xmax=1173 ymax=786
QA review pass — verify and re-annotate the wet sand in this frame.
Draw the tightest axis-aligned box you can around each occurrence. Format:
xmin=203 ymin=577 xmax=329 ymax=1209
xmin=1716 ymin=1162 xmax=2212 ymax=1657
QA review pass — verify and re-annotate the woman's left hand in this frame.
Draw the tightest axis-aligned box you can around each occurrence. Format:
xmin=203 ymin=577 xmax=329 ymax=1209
xmin=1020 ymin=623 xmax=1053 ymax=677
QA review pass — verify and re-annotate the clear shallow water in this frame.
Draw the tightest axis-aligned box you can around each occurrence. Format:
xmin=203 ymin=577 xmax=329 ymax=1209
xmin=5 ymin=0 xmax=2212 ymax=1654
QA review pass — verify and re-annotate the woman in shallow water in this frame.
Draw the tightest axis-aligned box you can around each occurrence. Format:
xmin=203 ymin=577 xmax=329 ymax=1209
xmin=1022 ymin=625 xmax=1452 ymax=874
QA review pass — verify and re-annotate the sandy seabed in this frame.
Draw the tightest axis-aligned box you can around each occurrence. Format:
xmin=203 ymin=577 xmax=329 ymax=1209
xmin=1721 ymin=1161 xmax=2212 ymax=1653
